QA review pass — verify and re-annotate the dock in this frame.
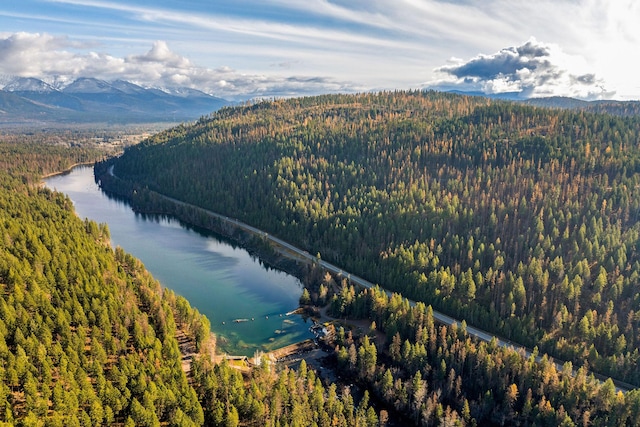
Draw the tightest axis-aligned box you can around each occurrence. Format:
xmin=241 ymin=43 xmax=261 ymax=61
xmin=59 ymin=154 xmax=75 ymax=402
xmin=264 ymin=339 xmax=316 ymax=361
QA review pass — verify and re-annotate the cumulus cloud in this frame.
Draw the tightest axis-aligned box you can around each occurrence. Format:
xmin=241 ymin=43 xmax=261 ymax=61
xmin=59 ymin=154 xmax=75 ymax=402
xmin=431 ymin=38 xmax=613 ymax=100
xmin=0 ymin=32 xmax=357 ymax=100
xmin=0 ymin=32 xmax=83 ymax=76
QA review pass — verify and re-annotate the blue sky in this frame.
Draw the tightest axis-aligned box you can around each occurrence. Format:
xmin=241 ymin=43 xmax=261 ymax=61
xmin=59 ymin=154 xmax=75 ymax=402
xmin=1 ymin=0 xmax=638 ymax=100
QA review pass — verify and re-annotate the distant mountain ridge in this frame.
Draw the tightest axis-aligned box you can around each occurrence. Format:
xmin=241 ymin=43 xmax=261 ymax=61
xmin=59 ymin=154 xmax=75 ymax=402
xmin=445 ymin=90 xmax=640 ymax=116
xmin=0 ymin=76 xmax=230 ymax=125
xmin=524 ymin=96 xmax=640 ymax=116
xmin=3 ymin=78 xmax=639 ymax=126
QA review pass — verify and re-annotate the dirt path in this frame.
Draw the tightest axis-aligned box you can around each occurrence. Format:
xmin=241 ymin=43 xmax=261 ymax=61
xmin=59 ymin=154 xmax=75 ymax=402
xmin=175 ymin=329 xmax=197 ymax=376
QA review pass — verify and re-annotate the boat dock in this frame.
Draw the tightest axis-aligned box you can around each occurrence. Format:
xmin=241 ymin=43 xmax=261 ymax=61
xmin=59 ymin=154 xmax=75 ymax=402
xmin=264 ymin=339 xmax=317 ymax=361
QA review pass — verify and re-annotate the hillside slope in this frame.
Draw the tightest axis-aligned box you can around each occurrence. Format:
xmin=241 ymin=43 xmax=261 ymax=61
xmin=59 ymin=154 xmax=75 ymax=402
xmin=101 ymin=90 xmax=640 ymax=388
xmin=0 ymin=144 xmax=208 ymax=425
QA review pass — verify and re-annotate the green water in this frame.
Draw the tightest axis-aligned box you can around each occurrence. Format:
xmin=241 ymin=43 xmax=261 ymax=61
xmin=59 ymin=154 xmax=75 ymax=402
xmin=45 ymin=166 xmax=313 ymax=355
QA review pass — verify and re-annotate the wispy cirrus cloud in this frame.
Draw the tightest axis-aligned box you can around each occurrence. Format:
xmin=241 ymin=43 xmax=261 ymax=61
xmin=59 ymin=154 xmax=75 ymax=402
xmin=37 ymin=0 xmax=427 ymax=91
xmin=45 ymin=0 xmax=412 ymax=51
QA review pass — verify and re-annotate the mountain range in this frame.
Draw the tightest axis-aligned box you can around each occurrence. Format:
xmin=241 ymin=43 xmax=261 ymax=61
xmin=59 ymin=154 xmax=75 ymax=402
xmin=0 ymin=77 xmax=230 ymax=126
xmin=2 ymin=76 xmax=639 ymax=127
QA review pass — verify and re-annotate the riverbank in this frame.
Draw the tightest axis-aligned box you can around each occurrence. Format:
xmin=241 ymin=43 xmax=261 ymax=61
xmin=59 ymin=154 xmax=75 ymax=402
xmin=40 ymin=161 xmax=97 ymax=180
xmin=95 ymin=158 xmax=313 ymax=288
xmin=48 ymin=164 xmax=314 ymax=357
xmin=94 ymin=160 xmax=384 ymax=363
xmin=41 ymin=163 xmax=218 ymax=390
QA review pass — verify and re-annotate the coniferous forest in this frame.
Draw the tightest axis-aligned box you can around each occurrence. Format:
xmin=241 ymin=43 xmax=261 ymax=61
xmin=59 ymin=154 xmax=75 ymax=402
xmin=0 ymin=138 xmax=377 ymax=426
xmin=4 ymin=89 xmax=640 ymax=426
xmin=96 ymin=90 xmax=640 ymax=424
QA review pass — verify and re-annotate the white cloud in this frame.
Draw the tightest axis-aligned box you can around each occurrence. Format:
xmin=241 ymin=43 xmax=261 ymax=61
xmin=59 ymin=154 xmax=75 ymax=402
xmin=0 ymin=32 xmax=71 ymax=75
xmin=0 ymin=32 xmax=359 ymax=99
xmin=430 ymin=38 xmax=613 ymax=100
xmin=4 ymin=1 xmax=640 ymax=99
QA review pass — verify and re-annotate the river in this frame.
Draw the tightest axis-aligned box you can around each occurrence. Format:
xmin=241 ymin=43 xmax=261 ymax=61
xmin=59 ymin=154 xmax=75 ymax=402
xmin=45 ymin=166 xmax=313 ymax=356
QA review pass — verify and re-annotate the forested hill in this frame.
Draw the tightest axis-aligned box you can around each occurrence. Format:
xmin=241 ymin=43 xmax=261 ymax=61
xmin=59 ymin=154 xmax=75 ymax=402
xmin=101 ymin=90 xmax=640 ymax=386
xmin=0 ymin=139 xmax=379 ymax=426
xmin=0 ymin=141 xmax=209 ymax=424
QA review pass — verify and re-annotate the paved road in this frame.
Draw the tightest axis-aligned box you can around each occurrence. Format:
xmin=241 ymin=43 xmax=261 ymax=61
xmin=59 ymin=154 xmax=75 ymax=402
xmin=145 ymin=189 xmax=637 ymax=392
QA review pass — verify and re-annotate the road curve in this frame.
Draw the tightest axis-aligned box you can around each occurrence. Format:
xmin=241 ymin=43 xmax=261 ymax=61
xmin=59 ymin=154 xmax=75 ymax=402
xmin=140 ymin=189 xmax=637 ymax=392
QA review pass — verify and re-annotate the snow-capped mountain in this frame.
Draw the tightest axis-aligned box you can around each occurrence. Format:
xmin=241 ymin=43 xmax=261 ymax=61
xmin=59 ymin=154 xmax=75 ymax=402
xmin=61 ymin=77 xmax=117 ymax=94
xmin=0 ymin=77 xmax=230 ymax=124
xmin=110 ymin=80 xmax=153 ymax=95
xmin=3 ymin=77 xmax=56 ymax=93
xmin=163 ymin=86 xmax=214 ymax=98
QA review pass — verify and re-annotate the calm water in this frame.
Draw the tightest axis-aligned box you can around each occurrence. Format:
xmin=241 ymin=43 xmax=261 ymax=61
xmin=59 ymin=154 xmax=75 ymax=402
xmin=45 ymin=166 xmax=312 ymax=356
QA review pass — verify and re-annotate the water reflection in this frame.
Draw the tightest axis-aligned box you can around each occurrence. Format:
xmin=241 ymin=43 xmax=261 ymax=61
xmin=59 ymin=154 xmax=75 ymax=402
xmin=45 ymin=166 xmax=313 ymax=355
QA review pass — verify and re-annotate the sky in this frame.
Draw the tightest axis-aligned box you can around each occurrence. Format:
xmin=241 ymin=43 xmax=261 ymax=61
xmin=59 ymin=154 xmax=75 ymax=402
xmin=0 ymin=0 xmax=638 ymax=101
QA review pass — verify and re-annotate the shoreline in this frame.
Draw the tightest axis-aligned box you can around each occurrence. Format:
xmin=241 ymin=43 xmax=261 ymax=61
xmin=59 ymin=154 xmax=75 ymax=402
xmin=44 ymin=163 xmax=319 ymax=367
xmin=92 ymin=160 xmax=384 ymax=362
xmin=40 ymin=161 xmax=97 ymax=180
